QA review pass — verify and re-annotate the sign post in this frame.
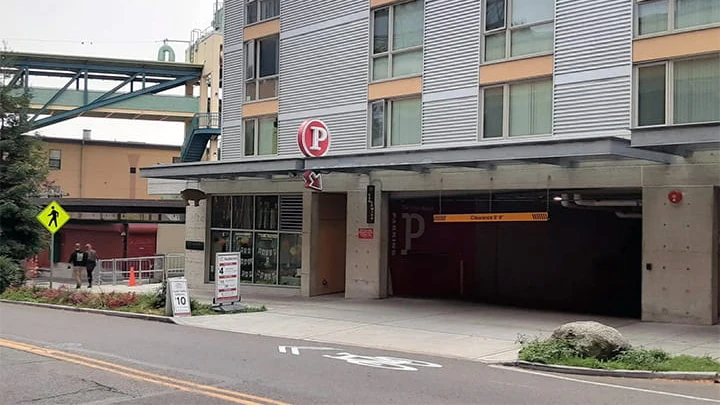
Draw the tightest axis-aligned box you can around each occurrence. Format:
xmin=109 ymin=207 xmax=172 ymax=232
xmin=36 ymin=201 xmax=70 ymax=289
xmin=214 ymin=252 xmax=242 ymax=312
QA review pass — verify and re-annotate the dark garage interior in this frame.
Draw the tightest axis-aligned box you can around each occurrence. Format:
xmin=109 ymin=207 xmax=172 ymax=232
xmin=388 ymin=190 xmax=642 ymax=318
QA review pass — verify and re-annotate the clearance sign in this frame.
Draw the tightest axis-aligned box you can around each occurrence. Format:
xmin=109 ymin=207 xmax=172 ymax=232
xmin=433 ymin=212 xmax=549 ymax=223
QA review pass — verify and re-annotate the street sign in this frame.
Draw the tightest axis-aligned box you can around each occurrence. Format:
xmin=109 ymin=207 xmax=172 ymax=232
xmin=36 ymin=200 xmax=70 ymax=234
xmin=168 ymin=277 xmax=191 ymax=317
xmin=303 ymin=170 xmax=323 ymax=191
xmin=215 ymin=252 xmax=240 ymax=304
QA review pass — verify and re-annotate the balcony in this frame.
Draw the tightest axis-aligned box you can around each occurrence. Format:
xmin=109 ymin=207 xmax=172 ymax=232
xmin=180 ymin=113 xmax=221 ymax=162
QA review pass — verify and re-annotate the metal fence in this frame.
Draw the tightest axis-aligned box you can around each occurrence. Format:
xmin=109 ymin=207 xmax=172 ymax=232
xmin=96 ymin=254 xmax=184 ymax=285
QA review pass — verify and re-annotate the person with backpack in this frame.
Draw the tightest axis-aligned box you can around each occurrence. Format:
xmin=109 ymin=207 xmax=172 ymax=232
xmin=67 ymin=243 xmax=87 ymax=289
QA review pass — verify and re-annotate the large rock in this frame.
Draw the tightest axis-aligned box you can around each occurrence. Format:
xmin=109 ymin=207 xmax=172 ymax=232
xmin=551 ymin=321 xmax=630 ymax=359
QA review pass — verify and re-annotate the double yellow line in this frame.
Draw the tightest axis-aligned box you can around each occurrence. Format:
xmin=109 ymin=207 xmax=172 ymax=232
xmin=0 ymin=338 xmax=291 ymax=405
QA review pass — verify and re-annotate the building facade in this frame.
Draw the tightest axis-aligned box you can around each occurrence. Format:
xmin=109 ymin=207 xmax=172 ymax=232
xmin=143 ymin=0 xmax=720 ymax=325
xmin=37 ymin=132 xmax=185 ymax=266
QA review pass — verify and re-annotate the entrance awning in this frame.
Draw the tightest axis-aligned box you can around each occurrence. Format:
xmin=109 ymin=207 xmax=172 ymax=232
xmin=140 ymin=137 xmax=676 ymax=181
xmin=630 ymin=123 xmax=720 ymax=156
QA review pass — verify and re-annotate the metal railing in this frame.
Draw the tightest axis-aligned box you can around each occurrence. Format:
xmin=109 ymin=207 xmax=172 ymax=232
xmin=96 ymin=254 xmax=185 ymax=285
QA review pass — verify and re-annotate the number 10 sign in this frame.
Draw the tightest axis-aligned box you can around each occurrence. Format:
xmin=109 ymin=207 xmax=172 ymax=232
xmin=168 ymin=277 xmax=191 ymax=317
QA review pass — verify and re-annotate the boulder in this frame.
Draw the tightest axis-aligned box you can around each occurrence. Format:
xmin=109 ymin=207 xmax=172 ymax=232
xmin=551 ymin=321 xmax=630 ymax=359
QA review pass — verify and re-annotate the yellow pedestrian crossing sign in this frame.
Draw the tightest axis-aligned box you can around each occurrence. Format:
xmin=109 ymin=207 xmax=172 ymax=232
xmin=37 ymin=201 xmax=70 ymax=234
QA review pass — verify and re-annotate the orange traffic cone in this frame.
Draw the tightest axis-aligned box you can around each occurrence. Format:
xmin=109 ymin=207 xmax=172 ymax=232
xmin=128 ymin=266 xmax=136 ymax=287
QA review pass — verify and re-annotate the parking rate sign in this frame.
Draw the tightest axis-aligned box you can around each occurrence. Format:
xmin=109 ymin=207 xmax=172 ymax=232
xmin=215 ymin=252 xmax=240 ymax=304
xmin=168 ymin=277 xmax=191 ymax=317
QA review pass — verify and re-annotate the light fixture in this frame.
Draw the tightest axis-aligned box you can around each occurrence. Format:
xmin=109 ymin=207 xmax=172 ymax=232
xmin=553 ymin=196 xmax=563 ymax=201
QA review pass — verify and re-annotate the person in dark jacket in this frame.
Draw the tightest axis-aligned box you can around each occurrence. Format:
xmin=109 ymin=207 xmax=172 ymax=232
xmin=67 ymin=243 xmax=87 ymax=289
xmin=84 ymin=243 xmax=98 ymax=288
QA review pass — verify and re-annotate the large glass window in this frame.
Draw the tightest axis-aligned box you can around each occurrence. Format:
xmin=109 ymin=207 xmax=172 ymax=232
xmin=243 ymin=116 xmax=278 ymax=156
xmin=481 ymin=78 xmax=553 ymax=138
xmin=369 ymin=97 xmax=422 ymax=147
xmin=209 ymin=195 xmax=302 ymax=287
xmin=245 ymin=36 xmax=279 ymax=101
xmin=635 ymin=0 xmax=720 ymax=36
xmin=371 ymin=0 xmax=424 ymax=81
xmin=483 ymin=0 xmax=554 ymax=62
xmin=636 ymin=56 xmax=720 ymax=126
xmin=245 ymin=0 xmax=279 ymax=25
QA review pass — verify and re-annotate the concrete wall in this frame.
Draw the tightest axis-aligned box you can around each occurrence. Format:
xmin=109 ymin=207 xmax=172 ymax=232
xmin=43 ymin=139 xmax=179 ymax=199
xmin=642 ymin=186 xmax=719 ymax=325
xmin=156 ymin=224 xmax=185 ymax=255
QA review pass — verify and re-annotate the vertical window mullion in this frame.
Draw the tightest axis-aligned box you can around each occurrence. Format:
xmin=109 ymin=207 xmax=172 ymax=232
xmin=255 ymin=119 xmax=260 ymax=155
xmin=506 ymin=0 xmax=512 ymax=58
xmin=388 ymin=6 xmax=394 ymax=78
xmin=387 ymin=100 xmax=392 ymax=145
xmin=666 ymin=61 xmax=673 ymax=125
xmin=255 ymin=40 xmax=260 ymax=100
xmin=503 ymin=85 xmax=510 ymax=137
xmin=668 ymin=0 xmax=675 ymax=31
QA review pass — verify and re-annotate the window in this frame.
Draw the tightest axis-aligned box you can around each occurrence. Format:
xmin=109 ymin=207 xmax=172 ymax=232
xmin=636 ymin=56 xmax=720 ymax=127
xmin=172 ymin=156 xmax=181 ymax=163
xmin=371 ymin=0 xmax=424 ymax=81
xmin=369 ymin=97 xmax=422 ymax=147
xmin=481 ymin=79 xmax=552 ymax=138
xmin=49 ymin=149 xmax=61 ymax=169
xmin=245 ymin=36 xmax=279 ymax=101
xmin=209 ymin=195 xmax=303 ymax=286
xmin=483 ymin=0 xmax=554 ymax=62
xmin=244 ymin=116 xmax=278 ymax=156
xmin=636 ymin=0 xmax=720 ymax=36
xmin=129 ymin=167 xmax=137 ymax=174
xmin=245 ymin=0 xmax=279 ymax=25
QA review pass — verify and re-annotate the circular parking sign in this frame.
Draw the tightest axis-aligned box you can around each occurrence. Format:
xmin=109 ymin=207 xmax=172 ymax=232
xmin=297 ymin=119 xmax=330 ymax=158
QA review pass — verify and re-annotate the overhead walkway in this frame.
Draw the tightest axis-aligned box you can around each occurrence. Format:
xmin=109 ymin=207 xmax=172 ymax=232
xmin=2 ymin=51 xmax=203 ymax=129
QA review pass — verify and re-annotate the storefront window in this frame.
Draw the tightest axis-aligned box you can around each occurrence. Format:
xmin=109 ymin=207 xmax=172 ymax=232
xmin=209 ymin=230 xmax=230 ymax=282
xmin=254 ymin=233 xmax=278 ymax=284
xmin=255 ymin=196 xmax=279 ymax=230
xmin=233 ymin=231 xmax=254 ymax=283
xmin=209 ymin=194 xmax=302 ymax=287
xmin=279 ymin=234 xmax=302 ymax=286
xmin=211 ymin=196 xmax=232 ymax=228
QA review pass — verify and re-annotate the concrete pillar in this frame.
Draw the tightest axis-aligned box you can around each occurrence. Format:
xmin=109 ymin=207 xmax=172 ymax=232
xmin=301 ymin=191 xmax=318 ymax=297
xmin=345 ymin=178 xmax=388 ymax=299
xmin=184 ymin=199 xmax=207 ymax=289
xmin=642 ymin=186 xmax=719 ymax=325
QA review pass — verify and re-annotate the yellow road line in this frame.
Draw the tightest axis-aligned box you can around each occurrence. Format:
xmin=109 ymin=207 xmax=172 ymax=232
xmin=0 ymin=338 xmax=291 ymax=405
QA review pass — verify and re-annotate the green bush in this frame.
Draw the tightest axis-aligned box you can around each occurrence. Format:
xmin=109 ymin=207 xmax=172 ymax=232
xmin=517 ymin=334 xmax=720 ymax=372
xmin=0 ymin=256 xmax=25 ymax=294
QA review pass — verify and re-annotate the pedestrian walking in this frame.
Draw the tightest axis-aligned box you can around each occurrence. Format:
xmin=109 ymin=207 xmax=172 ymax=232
xmin=67 ymin=243 xmax=87 ymax=289
xmin=84 ymin=243 xmax=99 ymax=288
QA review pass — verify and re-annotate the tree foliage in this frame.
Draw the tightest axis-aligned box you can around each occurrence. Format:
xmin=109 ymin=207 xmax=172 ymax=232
xmin=0 ymin=52 xmax=49 ymax=263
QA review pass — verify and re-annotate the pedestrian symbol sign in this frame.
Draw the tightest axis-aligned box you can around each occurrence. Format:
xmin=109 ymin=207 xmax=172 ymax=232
xmin=36 ymin=201 xmax=70 ymax=234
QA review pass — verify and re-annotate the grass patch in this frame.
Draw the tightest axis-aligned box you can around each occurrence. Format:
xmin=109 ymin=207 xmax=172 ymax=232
xmin=0 ymin=286 xmax=266 ymax=317
xmin=517 ymin=335 xmax=720 ymax=372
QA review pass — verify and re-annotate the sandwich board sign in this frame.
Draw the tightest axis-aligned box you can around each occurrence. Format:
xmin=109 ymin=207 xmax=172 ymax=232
xmin=167 ymin=277 xmax=191 ymax=317
xmin=215 ymin=252 xmax=241 ymax=305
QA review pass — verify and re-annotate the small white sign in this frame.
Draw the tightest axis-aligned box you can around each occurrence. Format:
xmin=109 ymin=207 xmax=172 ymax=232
xmin=168 ymin=277 xmax=191 ymax=317
xmin=215 ymin=252 xmax=240 ymax=304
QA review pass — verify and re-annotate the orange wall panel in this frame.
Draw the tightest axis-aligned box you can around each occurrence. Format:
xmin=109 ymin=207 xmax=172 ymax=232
xmin=480 ymin=56 xmax=554 ymax=85
xmin=633 ymin=27 xmax=720 ymax=62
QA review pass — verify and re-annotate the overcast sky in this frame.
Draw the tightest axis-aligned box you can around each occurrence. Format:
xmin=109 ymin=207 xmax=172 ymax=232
xmin=1 ymin=0 xmax=219 ymax=145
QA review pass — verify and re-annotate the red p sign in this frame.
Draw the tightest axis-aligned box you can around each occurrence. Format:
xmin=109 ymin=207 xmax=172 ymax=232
xmin=297 ymin=119 xmax=330 ymax=157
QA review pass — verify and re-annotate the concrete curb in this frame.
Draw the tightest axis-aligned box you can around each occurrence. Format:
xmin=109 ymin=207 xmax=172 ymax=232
xmin=0 ymin=299 xmax=177 ymax=324
xmin=505 ymin=360 xmax=720 ymax=382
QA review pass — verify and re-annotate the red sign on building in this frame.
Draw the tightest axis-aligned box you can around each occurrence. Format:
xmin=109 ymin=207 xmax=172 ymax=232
xmin=358 ymin=228 xmax=374 ymax=239
xmin=297 ymin=119 xmax=330 ymax=157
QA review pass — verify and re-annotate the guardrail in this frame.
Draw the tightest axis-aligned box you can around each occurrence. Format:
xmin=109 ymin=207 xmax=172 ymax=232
xmin=95 ymin=254 xmax=185 ymax=285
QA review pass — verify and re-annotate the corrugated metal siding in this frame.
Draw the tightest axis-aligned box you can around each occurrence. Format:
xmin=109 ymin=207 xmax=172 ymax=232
xmin=554 ymin=0 xmax=632 ymax=75
xmin=553 ymin=77 xmax=631 ymax=135
xmin=279 ymin=195 xmax=303 ymax=232
xmin=552 ymin=0 xmax=632 ymax=136
xmin=278 ymin=3 xmax=369 ymax=157
xmin=281 ymin=0 xmax=366 ymax=32
xmin=422 ymin=0 xmax=480 ymax=145
xmin=220 ymin=0 xmax=245 ymax=160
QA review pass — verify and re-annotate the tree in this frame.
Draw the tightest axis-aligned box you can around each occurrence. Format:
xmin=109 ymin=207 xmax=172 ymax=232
xmin=0 ymin=51 xmax=49 ymax=284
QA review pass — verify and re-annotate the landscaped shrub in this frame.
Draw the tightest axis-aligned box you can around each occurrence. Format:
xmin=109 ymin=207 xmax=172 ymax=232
xmin=0 ymin=256 xmax=25 ymax=294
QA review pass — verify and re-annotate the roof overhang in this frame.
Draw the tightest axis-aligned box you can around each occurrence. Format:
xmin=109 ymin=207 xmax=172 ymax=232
xmin=631 ymin=123 xmax=720 ymax=156
xmin=141 ymin=137 xmax=676 ymax=181
xmin=31 ymin=198 xmax=186 ymax=214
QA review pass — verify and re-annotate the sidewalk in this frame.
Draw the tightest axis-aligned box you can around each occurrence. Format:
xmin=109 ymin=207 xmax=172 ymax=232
xmin=39 ymin=281 xmax=720 ymax=363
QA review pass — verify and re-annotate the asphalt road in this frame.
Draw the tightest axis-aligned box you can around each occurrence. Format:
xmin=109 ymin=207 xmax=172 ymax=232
xmin=1 ymin=303 xmax=718 ymax=405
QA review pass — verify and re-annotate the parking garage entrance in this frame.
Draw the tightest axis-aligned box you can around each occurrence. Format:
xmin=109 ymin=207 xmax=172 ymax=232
xmin=388 ymin=191 xmax=642 ymax=318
